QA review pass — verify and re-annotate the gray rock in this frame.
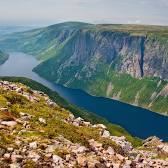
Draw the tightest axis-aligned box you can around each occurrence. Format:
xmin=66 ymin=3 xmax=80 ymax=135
xmin=0 ymin=147 xmax=6 ymax=157
xmin=52 ymin=155 xmax=63 ymax=164
xmin=39 ymin=117 xmax=46 ymax=125
xmin=11 ymin=154 xmax=23 ymax=163
xmin=102 ymin=130 xmax=110 ymax=138
xmin=10 ymin=163 xmax=21 ymax=168
xmin=106 ymin=146 xmax=115 ymax=155
xmin=45 ymin=145 xmax=57 ymax=153
xmin=1 ymin=121 xmax=17 ymax=127
xmin=29 ymin=142 xmax=37 ymax=149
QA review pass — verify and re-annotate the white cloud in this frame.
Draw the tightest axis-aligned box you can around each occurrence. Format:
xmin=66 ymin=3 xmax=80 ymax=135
xmin=0 ymin=0 xmax=167 ymax=26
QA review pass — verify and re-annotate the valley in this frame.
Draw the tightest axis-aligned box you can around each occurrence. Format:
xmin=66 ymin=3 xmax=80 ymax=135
xmin=0 ymin=22 xmax=168 ymax=167
xmin=0 ymin=52 xmax=168 ymax=141
xmin=0 ymin=22 xmax=168 ymax=115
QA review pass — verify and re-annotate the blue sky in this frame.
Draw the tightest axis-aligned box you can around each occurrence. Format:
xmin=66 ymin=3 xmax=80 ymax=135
xmin=0 ymin=0 xmax=168 ymax=26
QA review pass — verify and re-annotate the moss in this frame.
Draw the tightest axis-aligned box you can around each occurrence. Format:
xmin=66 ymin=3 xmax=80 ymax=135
xmin=23 ymin=160 xmax=36 ymax=168
xmin=54 ymin=147 xmax=70 ymax=158
xmin=0 ymin=132 xmax=14 ymax=145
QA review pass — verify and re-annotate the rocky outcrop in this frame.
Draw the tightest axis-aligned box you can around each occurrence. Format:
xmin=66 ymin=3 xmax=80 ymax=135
xmin=0 ymin=80 xmax=168 ymax=167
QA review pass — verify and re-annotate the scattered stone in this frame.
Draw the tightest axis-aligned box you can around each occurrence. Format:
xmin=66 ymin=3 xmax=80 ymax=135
xmin=0 ymin=108 xmax=8 ymax=112
xmin=52 ymin=155 xmax=63 ymax=164
xmin=39 ymin=117 xmax=46 ymax=125
xmin=106 ymin=146 xmax=115 ymax=155
xmin=95 ymin=124 xmax=107 ymax=129
xmin=0 ymin=148 xmax=6 ymax=157
xmin=75 ymin=146 xmax=87 ymax=153
xmin=27 ymin=151 xmax=40 ymax=162
xmin=89 ymin=139 xmax=103 ymax=149
xmin=11 ymin=154 xmax=23 ymax=163
xmin=4 ymin=153 xmax=11 ymax=159
xmin=1 ymin=121 xmax=17 ymax=127
xmin=10 ymin=163 xmax=21 ymax=168
xmin=45 ymin=145 xmax=57 ymax=153
xmin=77 ymin=155 xmax=87 ymax=167
xmin=102 ymin=130 xmax=110 ymax=138
xmin=7 ymin=147 xmax=14 ymax=152
xmin=0 ymin=81 xmax=168 ymax=168
xmin=29 ymin=142 xmax=37 ymax=149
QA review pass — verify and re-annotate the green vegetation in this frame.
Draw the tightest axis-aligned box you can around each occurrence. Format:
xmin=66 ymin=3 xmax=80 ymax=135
xmin=0 ymin=79 xmax=131 ymax=155
xmin=94 ymin=24 xmax=168 ymax=37
xmin=0 ymin=22 xmax=91 ymax=61
xmin=0 ymin=76 xmax=142 ymax=147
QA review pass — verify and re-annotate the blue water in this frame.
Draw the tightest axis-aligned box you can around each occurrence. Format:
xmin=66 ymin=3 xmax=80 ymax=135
xmin=0 ymin=52 xmax=168 ymax=141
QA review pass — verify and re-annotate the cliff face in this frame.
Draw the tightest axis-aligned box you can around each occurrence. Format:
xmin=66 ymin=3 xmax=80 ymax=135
xmin=33 ymin=25 xmax=168 ymax=115
xmin=34 ymin=28 xmax=168 ymax=81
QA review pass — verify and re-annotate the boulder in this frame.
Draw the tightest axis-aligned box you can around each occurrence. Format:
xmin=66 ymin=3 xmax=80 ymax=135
xmin=106 ymin=146 xmax=115 ymax=155
xmin=45 ymin=145 xmax=57 ymax=153
xmin=29 ymin=142 xmax=37 ymax=149
xmin=1 ymin=121 xmax=17 ymax=127
xmin=0 ymin=108 xmax=8 ymax=112
xmin=10 ymin=163 xmax=21 ymax=168
xmin=52 ymin=155 xmax=63 ymax=164
xmin=88 ymin=139 xmax=102 ymax=151
xmin=4 ymin=153 xmax=11 ymax=159
xmin=75 ymin=146 xmax=87 ymax=154
xmin=27 ymin=151 xmax=40 ymax=162
xmin=94 ymin=124 xmax=107 ymax=129
xmin=102 ymin=130 xmax=110 ymax=138
xmin=7 ymin=147 xmax=14 ymax=152
xmin=77 ymin=155 xmax=87 ymax=167
xmin=39 ymin=117 xmax=46 ymax=125
xmin=0 ymin=147 xmax=6 ymax=157
xmin=11 ymin=154 xmax=23 ymax=163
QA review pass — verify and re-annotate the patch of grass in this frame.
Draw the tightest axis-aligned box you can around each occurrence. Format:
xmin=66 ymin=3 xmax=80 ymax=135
xmin=0 ymin=77 xmax=142 ymax=147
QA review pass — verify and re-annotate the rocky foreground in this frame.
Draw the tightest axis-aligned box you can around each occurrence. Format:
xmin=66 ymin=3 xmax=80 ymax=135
xmin=0 ymin=81 xmax=167 ymax=168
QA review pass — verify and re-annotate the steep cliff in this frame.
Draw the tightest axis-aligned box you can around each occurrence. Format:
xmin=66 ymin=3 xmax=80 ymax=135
xmin=32 ymin=25 xmax=168 ymax=115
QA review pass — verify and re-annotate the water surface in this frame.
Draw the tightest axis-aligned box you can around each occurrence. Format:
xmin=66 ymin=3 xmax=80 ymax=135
xmin=0 ymin=52 xmax=168 ymax=141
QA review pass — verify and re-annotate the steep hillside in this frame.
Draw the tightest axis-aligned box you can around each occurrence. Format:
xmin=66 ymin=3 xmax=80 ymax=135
xmin=0 ymin=50 xmax=8 ymax=65
xmin=33 ymin=24 xmax=168 ymax=115
xmin=0 ymin=22 xmax=91 ymax=60
xmin=0 ymin=80 xmax=167 ymax=167
xmin=0 ymin=76 xmax=141 ymax=146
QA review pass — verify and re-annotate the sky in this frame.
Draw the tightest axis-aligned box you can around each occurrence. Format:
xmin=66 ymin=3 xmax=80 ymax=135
xmin=0 ymin=0 xmax=168 ymax=26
